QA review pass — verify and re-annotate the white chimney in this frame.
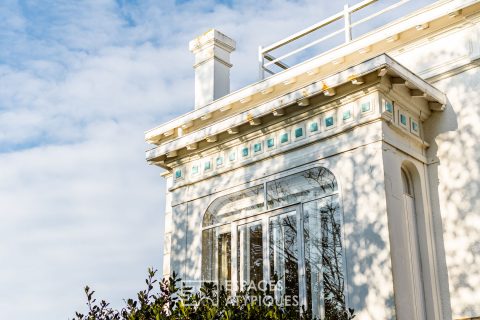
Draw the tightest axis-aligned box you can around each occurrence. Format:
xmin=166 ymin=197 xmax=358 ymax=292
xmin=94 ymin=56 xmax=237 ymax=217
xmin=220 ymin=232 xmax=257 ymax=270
xmin=189 ymin=29 xmax=236 ymax=109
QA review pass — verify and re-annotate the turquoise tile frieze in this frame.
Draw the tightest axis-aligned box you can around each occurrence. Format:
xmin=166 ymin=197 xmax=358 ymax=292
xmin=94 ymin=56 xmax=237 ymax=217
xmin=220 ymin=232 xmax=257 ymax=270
xmin=172 ymin=94 xmax=422 ymax=183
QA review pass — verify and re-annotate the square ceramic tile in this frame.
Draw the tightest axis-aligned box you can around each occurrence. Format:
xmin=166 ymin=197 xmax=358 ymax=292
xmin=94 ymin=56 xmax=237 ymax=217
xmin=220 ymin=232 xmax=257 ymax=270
xmin=361 ymin=101 xmax=371 ymax=113
xmin=293 ymin=125 xmax=306 ymax=141
xmin=324 ymin=115 xmax=335 ymax=129
xmin=384 ymin=100 xmax=393 ymax=114
xmin=411 ymin=119 xmax=420 ymax=135
xmin=241 ymin=145 xmax=250 ymax=158
xmin=279 ymin=131 xmax=290 ymax=144
xmin=253 ymin=141 xmax=263 ymax=154
xmin=191 ymin=164 xmax=199 ymax=175
xmin=308 ymin=121 xmax=319 ymax=134
xmin=266 ymin=137 xmax=275 ymax=149
xmin=342 ymin=104 xmax=354 ymax=123
xmin=175 ymin=168 xmax=183 ymax=180
xmin=228 ymin=150 xmax=237 ymax=162
xmin=216 ymin=155 xmax=224 ymax=167
xmin=204 ymin=159 xmax=212 ymax=172
xmin=399 ymin=111 xmax=409 ymax=130
xmin=342 ymin=109 xmax=352 ymax=122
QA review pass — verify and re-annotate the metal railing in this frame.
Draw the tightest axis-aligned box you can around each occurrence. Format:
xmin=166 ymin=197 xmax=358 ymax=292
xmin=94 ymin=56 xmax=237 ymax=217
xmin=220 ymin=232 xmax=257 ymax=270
xmin=258 ymin=0 xmax=420 ymax=79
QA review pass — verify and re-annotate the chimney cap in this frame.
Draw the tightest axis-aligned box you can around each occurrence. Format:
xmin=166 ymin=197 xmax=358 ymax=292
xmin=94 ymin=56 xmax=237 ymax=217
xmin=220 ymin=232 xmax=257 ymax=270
xmin=189 ymin=29 xmax=236 ymax=53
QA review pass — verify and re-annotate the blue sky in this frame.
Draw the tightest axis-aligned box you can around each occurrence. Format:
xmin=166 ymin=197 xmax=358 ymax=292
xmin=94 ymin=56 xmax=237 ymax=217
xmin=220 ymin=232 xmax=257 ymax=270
xmin=0 ymin=0 xmax=435 ymax=318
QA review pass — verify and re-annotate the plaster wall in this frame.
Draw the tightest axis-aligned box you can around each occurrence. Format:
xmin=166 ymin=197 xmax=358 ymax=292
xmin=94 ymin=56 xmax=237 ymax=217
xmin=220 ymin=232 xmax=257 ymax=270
xmin=168 ymin=124 xmax=396 ymax=319
xmin=160 ymin=11 xmax=480 ymax=320
xmin=163 ymin=175 xmax=173 ymax=278
xmin=382 ymin=140 xmax=447 ymax=320
xmin=194 ymin=59 xmax=232 ymax=108
xmin=428 ymin=69 xmax=480 ymax=319
xmin=392 ymin=21 xmax=480 ymax=318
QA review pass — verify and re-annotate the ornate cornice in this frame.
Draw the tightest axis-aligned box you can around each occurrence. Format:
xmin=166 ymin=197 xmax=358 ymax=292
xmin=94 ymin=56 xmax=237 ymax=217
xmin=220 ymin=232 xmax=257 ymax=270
xmin=146 ymin=55 xmax=446 ymax=170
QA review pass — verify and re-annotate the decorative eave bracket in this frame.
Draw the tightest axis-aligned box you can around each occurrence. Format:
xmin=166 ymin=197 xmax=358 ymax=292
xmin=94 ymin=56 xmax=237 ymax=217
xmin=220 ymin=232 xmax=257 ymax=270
xmin=146 ymin=54 xmax=446 ymax=170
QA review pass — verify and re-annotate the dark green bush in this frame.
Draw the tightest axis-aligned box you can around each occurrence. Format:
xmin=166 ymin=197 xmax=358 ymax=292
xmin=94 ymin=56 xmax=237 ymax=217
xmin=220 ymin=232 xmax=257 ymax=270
xmin=73 ymin=268 xmax=355 ymax=320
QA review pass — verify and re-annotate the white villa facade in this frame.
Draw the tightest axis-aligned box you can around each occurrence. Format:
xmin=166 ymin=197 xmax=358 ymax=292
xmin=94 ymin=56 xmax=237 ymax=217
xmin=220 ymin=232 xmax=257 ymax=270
xmin=145 ymin=1 xmax=480 ymax=319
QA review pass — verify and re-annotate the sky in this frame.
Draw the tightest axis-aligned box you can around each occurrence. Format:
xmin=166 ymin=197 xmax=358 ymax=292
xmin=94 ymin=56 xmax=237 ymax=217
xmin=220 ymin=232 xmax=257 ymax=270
xmin=0 ymin=0 xmax=435 ymax=318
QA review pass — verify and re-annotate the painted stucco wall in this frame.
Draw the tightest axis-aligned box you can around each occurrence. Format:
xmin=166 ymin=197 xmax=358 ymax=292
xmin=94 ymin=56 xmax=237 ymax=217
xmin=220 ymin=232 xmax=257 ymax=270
xmin=428 ymin=69 xmax=480 ymax=319
xmin=161 ymin=11 xmax=480 ymax=320
xmin=382 ymin=139 xmax=448 ymax=320
xmin=167 ymin=120 xmax=397 ymax=319
xmin=393 ymin=19 xmax=480 ymax=318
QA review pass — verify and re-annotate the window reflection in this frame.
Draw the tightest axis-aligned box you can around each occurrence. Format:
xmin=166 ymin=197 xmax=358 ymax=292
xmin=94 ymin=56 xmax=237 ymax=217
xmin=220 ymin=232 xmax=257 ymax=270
xmin=201 ymin=167 xmax=344 ymax=318
xmin=269 ymin=211 xmax=299 ymax=302
xmin=218 ymin=232 xmax=231 ymax=289
xmin=238 ymin=222 xmax=264 ymax=290
xmin=267 ymin=167 xmax=337 ymax=209
xmin=201 ymin=228 xmax=215 ymax=282
xmin=304 ymin=196 xmax=345 ymax=317
xmin=203 ymin=185 xmax=265 ymax=227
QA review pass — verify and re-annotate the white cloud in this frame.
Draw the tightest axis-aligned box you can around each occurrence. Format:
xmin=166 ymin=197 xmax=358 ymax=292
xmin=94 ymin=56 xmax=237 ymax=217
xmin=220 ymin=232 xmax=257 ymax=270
xmin=0 ymin=0 xmax=437 ymax=318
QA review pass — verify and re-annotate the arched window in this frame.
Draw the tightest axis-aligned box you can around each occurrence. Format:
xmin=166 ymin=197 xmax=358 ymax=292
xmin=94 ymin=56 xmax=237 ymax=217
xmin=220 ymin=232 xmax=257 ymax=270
xmin=401 ymin=168 xmax=413 ymax=196
xmin=201 ymin=167 xmax=345 ymax=318
xmin=401 ymin=165 xmax=427 ymax=319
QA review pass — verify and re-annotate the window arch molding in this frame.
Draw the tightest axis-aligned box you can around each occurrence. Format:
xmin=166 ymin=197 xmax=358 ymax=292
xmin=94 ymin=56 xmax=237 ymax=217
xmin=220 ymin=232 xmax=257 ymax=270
xmin=200 ymin=165 xmax=347 ymax=318
xmin=200 ymin=163 xmax=346 ymax=227
xmin=400 ymin=160 xmax=431 ymax=319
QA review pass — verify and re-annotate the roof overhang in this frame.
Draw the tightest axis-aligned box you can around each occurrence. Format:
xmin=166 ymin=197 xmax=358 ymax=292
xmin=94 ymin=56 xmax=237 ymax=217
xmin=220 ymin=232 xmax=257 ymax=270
xmin=145 ymin=0 xmax=478 ymax=147
xmin=146 ymin=54 xmax=446 ymax=168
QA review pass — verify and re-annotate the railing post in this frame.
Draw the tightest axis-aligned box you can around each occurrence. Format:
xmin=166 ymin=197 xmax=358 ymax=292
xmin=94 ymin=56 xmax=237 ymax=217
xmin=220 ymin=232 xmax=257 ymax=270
xmin=344 ymin=4 xmax=352 ymax=43
xmin=258 ymin=45 xmax=265 ymax=80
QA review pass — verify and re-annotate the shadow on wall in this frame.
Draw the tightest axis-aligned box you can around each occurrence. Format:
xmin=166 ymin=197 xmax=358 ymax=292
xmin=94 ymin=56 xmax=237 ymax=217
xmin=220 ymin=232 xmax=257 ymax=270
xmin=425 ymin=65 xmax=480 ymax=318
xmin=339 ymin=140 xmax=395 ymax=319
xmin=168 ymin=69 xmax=480 ymax=318
xmin=392 ymin=24 xmax=480 ymax=318
xmin=170 ymin=122 xmax=397 ymax=319
xmin=167 ymin=48 xmax=480 ymax=316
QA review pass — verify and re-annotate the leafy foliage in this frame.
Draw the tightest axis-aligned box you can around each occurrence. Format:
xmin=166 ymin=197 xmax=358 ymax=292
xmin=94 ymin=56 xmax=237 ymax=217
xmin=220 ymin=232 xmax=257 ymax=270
xmin=73 ymin=268 xmax=355 ymax=320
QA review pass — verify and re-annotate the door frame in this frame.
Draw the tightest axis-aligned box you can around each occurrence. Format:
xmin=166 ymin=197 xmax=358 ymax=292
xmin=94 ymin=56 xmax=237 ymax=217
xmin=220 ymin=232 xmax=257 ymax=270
xmin=230 ymin=204 xmax=306 ymax=304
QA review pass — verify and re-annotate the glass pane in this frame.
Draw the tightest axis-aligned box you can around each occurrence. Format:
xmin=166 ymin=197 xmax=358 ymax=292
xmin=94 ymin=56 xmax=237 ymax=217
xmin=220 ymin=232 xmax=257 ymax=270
xmin=218 ymin=232 xmax=231 ymax=290
xmin=237 ymin=222 xmax=264 ymax=290
xmin=250 ymin=224 xmax=264 ymax=286
xmin=303 ymin=195 xmax=345 ymax=318
xmin=267 ymin=167 xmax=337 ymax=209
xmin=204 ymin=185 xmax=265 ymax=227
xmin=201 ymin=228 xmax=215 ymax=282
xmin=269 ymin=211 xmax=299 ymax=304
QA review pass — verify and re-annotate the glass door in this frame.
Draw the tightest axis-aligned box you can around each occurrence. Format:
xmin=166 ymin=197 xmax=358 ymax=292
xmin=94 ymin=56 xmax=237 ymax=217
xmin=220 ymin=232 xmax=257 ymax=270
xmin=217 ymin=231 xmax=231 ymax=290
xmin=303 ymin=195 xmax=345 ymax=319
xmin=233 ymin=206 xmax=306 ymax=308
xmin=269 ymin=209 xmax=304 ymax=307
xmin=230 ymin=199 xmax=345 ymax=317
xmin=237 ymin=220 xmax=266 ymax=290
